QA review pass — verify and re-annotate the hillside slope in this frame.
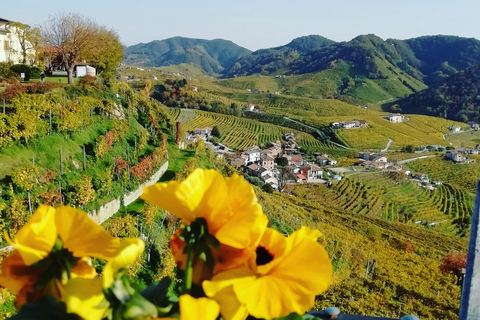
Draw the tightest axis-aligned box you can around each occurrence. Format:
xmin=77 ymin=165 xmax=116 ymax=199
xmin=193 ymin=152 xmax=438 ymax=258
xmin=123 ymin=37 xmax=251 ymax=74
xmin=393 ymin=64 xmax=480 ymax=122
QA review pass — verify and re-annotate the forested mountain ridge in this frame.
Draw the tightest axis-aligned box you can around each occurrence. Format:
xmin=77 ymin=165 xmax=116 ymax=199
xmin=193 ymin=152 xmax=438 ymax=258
xmin=393 ymin=63 xmax=480 ymax=123
xmin=123 ymin=37 xmax=252 ymax=74
xmin=223 ymin=34 xmax=480 ymax=81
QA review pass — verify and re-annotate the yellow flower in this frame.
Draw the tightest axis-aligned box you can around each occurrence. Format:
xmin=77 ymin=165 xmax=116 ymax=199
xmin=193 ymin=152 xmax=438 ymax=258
xmin=203 ymin=227 xmax=333 ymax=320
xmin=64 ymin=238 xmax=145 ymax=320
xmin=142 ymin=169 xmax=268 ymax=276
xmin=6 ymin=205 xmax=57 ymax=266
xmin=159 ymin=295 xmax=220 ymax=320
xmin=142 ymin=169 xmax=267 ymax=250
xmin=0 ymin=205 xmax=120 ymax=307
xmin=178 ymin=295 xmax=220 ymax=320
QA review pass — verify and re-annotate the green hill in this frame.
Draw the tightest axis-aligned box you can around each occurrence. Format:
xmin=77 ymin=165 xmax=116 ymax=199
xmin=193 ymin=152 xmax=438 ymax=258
xmin=123 ymin=37 xmax=251 ymax=74
xmin=393 ymin=64 xmax=480 ymax=123
xmin=221 ymin=34 xmax=480 ymax=104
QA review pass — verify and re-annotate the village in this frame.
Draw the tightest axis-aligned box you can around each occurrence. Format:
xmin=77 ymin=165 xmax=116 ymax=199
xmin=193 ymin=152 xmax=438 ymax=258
xmin=183 ymin=121 xmax=480 ymax=195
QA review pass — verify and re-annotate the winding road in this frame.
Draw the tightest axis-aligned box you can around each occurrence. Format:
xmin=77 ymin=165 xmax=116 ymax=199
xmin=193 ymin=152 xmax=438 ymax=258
xmin=382 ymin=138 xmax=393 ymax=152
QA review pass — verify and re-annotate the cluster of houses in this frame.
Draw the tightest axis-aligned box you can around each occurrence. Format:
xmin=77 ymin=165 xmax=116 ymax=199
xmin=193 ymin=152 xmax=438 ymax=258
xmin=227 ymin=133 xmax=337 ymax=190
xmin=331 ymin=119 xmax=368 ymax=129
xmin=445 ymin=146 xmax=479 ymax=164
xmin=184 ymin=127 xmax=213 ymax=144
xmin=355 ymin=152 xmax=390 ymax=169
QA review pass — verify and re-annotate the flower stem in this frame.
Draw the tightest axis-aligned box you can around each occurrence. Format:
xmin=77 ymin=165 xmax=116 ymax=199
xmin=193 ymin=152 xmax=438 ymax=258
xmin=184 ymin=239 xmax=194 ymax=294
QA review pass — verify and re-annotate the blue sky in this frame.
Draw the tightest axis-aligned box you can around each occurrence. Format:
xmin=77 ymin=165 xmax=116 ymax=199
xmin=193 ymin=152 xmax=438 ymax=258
xmin=1 ymin=0 xmax=479 ymax=50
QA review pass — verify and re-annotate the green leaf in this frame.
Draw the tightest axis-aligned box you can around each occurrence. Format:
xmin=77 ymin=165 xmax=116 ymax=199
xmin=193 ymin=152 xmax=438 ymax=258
xmin=122 ymin=294 xmax=158 ymax=320
xmin=274 ymin=313 xmax=305 ymax=320
xmin=141 ymin=277 xmax=172 ymax=306
xmin=10 ymin=296 xmax=81 ymax=320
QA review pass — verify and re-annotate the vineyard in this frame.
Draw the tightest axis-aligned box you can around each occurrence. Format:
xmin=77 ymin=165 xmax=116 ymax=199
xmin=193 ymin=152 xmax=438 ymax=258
xmin=207 ymin=84 xmax=470 ymax=149
xmin=169 ymin=109 xmax=347 ymax=154
xmin=290 ymin=171 xmax=474 ymax=236
xmin=405 ymin=155 xmax=480 ymax=194
xmin=257 ymin=182 xmax=466 ymax=318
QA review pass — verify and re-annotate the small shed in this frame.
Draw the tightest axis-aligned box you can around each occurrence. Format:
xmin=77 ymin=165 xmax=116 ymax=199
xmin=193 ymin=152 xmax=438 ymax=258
xmin=75 ymin=65 xmax=96 ymax=78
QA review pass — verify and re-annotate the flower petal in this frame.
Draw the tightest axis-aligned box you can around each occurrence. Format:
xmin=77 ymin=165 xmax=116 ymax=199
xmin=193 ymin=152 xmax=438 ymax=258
xmin=267 ymin=227 xmax=332 ymax=294
xmin=142 ymin=180 xmax=196 ymax=222
xmin=71 ymin=257 xmax=97 ymax=279
xmin=9 ymin=205 xmax=57 ymax=265
xmin=215 ymin=174 xmax=267 ymax=249
xmin=64 ymin=278 xmax=107 ymax=320
xmin=55 ymin=206 xmax=120 ymax=260
xmin=203 ymin=266 xmax=254 ymax=320
xmin=103 ymin=238 xmax=145 ymax=288
xmin=179 ymin=294 xmax=220 ymax=320
xmin=0 ymin=251 xmax=39 ymax=294
xmin=233 ymin=275 xmax=313 ymax=318
xmin=142 ymin=169 xmax=229 ymax=227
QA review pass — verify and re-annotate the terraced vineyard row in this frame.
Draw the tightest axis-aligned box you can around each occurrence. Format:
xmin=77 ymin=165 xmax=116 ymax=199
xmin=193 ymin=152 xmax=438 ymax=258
xmin=168 ymin=108 xmax=198 ymax=124
xmin=177 ymin=109 xmax=346 ymax=152
xmin=309 ymin=172 xmax=474 ymax=235
xmin=405 ymin=155 xmax=480 ymax=194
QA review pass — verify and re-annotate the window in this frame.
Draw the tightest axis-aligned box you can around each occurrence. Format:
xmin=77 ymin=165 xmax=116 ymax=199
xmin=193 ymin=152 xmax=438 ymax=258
xmin=4 ymin=41 xmax=9 ymax=50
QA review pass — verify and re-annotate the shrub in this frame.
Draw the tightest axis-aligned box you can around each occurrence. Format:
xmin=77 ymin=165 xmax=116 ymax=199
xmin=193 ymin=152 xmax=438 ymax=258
xmin=262 ymin=183 xmax=274 ymax=193
xmin=0 ymin=62 xmax=14 ymax=78
xmin=10 ymin=64 xmax=32 ymax=81
xmin=25 ymin=82 xmax=55 ymax=94
xmin=79 ymin=74 xmax=102 ymax=90
xmin=29 ymin=67 xmax=41 ymax=79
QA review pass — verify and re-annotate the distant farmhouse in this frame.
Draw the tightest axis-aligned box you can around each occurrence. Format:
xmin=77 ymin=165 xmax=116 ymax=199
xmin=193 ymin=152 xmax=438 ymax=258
xmin=385 ymin=113 xmax=405 ymax=123
xmin=331 ymin=119 xmax=368 ymax=129
xmin=449 ymin=125 xmax=462 ymax=133
xmin=244 ymin=102 xmax=261 ymax=112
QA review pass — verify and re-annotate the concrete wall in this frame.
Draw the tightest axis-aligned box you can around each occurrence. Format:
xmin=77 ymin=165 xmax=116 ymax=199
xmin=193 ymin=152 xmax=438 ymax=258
xmin=88 ymin=161 xmax=168 ymax=224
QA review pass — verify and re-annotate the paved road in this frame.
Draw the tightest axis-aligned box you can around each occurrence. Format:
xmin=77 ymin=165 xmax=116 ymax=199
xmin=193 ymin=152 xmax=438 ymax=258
xmin=398 ymin=155 xmax=435 ymax=165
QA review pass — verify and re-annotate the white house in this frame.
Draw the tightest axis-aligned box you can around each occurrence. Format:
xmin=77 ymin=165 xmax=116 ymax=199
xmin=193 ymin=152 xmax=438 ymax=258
xmin=245 ymin=148 xmax=261 ymax=163
xmin=449 ymin=125 xmax=461 ymax=133
xmin=446 ymin=151 xmax=466 ymax=163
xmin=386 ymin=113 xmax=405 ymax=123
xmin=0 ymin=18 xmax=34 ymax=64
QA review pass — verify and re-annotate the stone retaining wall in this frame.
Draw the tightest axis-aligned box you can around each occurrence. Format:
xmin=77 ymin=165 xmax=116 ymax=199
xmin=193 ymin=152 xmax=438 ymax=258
xmin=88 ymin=161 xmax=168 ymax=224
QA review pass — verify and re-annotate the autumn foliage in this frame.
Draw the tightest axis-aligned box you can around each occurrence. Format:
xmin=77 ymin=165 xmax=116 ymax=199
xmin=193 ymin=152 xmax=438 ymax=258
xmin=439 ymin=251 xmax=467 ymax=284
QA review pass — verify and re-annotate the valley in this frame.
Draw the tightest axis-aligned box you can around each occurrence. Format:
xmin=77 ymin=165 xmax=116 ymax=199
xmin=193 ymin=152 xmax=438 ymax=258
xmin=2 ymin=27 xmax=480 ymax=319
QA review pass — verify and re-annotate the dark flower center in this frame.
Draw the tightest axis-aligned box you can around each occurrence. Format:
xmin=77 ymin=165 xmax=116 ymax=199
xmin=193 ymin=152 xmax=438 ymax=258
xmin=256 ymin=246 xmax=274 ymax=266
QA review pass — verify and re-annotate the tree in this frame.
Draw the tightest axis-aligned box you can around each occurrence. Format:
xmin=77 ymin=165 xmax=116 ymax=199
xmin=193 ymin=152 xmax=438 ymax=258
xmin=212 ymin=126 xmax=221 ymax=138
xmin=262 ymin=183 xmax=274 ymax=193
xmin=42 ymin=13 xmax=122 ymax=84
xmin=276 ymin=156 xmax=288 ymax=166
xmin=439 ymin=251 xmax=467 ymax=285
xmin=8 ymin=22 xmax=43 ymax=65
xmin=81 ymin=27 xmax=123 ymax=83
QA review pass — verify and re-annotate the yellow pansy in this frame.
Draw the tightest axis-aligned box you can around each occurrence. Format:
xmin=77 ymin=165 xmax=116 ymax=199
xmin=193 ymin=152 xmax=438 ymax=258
xmin=203 ymin=227 xmax=333 ymax=320
xmin=0 ymin=205 xmax=120 ymax=307
xmin=6 ymin=205 xmax=57 ymax=266
xmin=142 ymin=169 xmax=267 ymax=250
xmin=64 ymin=238 xmax=145 ymax=320
xmin=103 ymin=238 xmax=145 ymax=288
xmin=178 ymin=294 xmax=220 ymax=320
xmin=159 ymin=295 xmax=220 ymax=320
